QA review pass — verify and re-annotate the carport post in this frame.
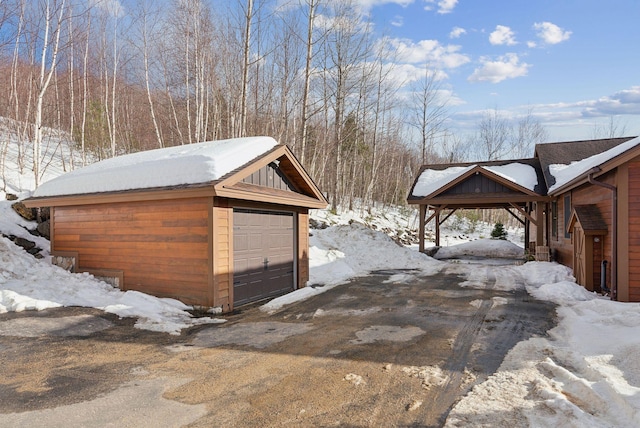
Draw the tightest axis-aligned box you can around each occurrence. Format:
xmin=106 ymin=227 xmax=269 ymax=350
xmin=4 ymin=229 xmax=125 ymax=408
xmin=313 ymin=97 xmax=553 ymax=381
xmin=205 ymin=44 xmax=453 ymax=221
xmin=536 ymin=202 xmax=544 ymax=246
xmin=435 ymin=209 xmax=441 ymax=247
xmin=419 ymin=204 xmax=426 ymax=252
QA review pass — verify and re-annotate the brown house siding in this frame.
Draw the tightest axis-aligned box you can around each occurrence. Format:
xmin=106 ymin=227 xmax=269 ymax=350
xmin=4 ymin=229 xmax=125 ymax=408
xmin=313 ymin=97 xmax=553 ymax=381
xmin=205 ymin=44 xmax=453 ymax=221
xmin=628 ymin=161 xmax=640 ymax=300
xmin=298 ymin=211 xmax=310 ymax=288
xmin=550 ymin=171 xmax=617 ymax=290
xmin=52 ymin=197 xmax=212 ymax=306
xmin=212 ymin=201 xmax=233 ymax=310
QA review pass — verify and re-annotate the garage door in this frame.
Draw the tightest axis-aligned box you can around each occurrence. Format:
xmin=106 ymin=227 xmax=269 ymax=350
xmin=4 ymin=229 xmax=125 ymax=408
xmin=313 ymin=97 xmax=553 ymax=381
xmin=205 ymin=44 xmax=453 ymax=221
xmin=233 ymin=209 xmax=295 ymax=305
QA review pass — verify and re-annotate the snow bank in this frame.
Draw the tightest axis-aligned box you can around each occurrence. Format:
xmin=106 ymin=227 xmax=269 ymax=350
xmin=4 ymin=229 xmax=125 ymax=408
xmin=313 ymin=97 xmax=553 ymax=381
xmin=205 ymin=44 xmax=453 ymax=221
xmin=0 ymin=237 xmax=224 ymax=334
xmin=0 ymin=200 xmax=51 ymax=256
xmin=433 ymin=238 xmax=524 ymax=260
xmin=446 ymin=261 xmax=640 ymax=427
xmin=32 ymin=136 xmax=278 ymax=197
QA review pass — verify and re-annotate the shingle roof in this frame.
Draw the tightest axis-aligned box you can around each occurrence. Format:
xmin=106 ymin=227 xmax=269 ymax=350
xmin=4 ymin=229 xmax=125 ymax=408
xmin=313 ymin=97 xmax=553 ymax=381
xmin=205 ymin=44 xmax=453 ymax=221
xmin=535 ymin=137 xmax=636 ymax=189
xmin=570 ymin=205 xmax=608 ymax=233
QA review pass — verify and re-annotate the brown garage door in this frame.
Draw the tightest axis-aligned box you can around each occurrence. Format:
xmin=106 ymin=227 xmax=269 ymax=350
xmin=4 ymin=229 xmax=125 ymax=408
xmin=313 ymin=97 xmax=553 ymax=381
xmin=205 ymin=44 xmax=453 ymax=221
xmin=233 ymin=209 xmax=295 ymax=305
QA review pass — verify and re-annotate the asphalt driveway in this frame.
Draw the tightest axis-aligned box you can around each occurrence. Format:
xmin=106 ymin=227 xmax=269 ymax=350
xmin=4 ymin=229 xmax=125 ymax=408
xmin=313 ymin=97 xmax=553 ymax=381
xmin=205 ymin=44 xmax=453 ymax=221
xmin=0 ymin=264 xmax=556 ymax=427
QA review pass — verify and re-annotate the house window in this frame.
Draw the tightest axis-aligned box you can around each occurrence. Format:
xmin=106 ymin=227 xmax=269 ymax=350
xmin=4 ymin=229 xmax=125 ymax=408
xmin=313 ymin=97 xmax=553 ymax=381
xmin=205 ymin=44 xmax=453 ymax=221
xmin=564 ymin=194 xmax=571 ymax=239
xmin=551 ymin=201 xmax=558 ymax=238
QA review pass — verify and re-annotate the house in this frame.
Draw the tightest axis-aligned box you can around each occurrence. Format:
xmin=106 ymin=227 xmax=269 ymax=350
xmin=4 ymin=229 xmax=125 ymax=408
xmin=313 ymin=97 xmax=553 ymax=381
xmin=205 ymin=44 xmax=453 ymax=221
xmin=408 ymin=136 xmax=640 ymax=302
xmin=24 ymin=137 xmax=327 ymax=312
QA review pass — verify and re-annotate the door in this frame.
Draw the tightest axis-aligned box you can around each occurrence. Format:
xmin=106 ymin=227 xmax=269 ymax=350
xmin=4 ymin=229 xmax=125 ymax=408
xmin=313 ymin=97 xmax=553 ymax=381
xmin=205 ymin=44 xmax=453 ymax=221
xmin=233 ymin=209 xmax=295 ymax=305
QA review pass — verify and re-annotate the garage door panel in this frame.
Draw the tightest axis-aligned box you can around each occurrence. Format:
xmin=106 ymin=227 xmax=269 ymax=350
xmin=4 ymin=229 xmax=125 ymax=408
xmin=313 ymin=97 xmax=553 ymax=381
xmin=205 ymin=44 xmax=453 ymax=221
xmin=233 ymin=209 xmax=294 ymax=305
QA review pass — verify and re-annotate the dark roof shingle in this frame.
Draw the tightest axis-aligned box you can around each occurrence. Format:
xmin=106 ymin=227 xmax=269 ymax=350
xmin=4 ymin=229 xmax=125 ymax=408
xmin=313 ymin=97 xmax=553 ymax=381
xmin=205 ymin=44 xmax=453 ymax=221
xmin=535 ymin=137 xmax=636 ymax=189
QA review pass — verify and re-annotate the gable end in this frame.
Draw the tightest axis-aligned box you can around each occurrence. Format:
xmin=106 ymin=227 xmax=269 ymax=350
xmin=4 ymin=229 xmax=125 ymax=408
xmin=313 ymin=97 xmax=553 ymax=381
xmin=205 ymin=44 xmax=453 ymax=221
xmin=242 ymin=162 xmax=298 ymax=192
xmin=442 ymin=173 xmax=519 ymax=196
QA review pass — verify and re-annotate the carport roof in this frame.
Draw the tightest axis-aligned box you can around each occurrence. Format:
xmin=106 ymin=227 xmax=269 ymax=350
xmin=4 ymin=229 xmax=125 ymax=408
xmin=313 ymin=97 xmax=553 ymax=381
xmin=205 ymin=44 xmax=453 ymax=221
xmin=407 ymin=158 xmax=549 ymax=208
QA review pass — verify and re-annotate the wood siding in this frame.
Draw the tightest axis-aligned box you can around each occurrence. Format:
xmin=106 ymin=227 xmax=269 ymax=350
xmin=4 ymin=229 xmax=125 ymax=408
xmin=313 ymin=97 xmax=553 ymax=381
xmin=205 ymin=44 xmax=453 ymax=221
xmin=213 ymin=201 xmax=233 ymax=310
xmin=628 ymin=161 xmax=640 ymax=300
xmin=442 ymin=174 xmax=518 ymax=196
xmin=242 ymin=163 xmax=296 ymax=192
xmin=53 ymin=197 xmax=212 ymax=306
xmin=298 ymin=211 xmax=310 ymax=288
xmin=549 ymin=170 xmax=616 ymax=291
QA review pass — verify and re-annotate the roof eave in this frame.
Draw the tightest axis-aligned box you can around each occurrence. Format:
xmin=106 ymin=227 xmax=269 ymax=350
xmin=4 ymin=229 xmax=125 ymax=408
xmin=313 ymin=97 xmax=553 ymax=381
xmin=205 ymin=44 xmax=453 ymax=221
xmin=549 ymin=143 xmax=640 ymax=196
xmin=23 ymin=184 xmax=216 ymax=208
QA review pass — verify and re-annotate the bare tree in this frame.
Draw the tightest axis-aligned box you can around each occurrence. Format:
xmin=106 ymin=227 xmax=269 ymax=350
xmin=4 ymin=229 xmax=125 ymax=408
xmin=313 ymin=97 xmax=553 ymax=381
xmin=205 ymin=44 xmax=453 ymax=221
xmin=441 ymin=131 xmax=468 ymax=163
xmin=476 ymin=107 xmax=512 ymax=161
xmin=591 ymin=116 xmax=629 ymax=139
xmin=408 ymin=65 xmax=449 ymax=164
xmin=239 ymin=0 xmax=253 ymax=137
xmin=513 ymin=108 xmax=547 ymax=158
xmin=33 ymin=0 xmax=67 ymax=187
xmin=134 ymin=1 xmax=163 ymax=148
xmin=299 ymin=0 xmax=320 ymax=163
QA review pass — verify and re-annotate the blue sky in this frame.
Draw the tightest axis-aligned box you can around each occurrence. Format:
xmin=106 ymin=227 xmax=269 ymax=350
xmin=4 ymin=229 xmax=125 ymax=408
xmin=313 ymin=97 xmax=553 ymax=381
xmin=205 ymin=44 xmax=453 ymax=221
xmin=360 ymin=0 xmax=640 ymax=141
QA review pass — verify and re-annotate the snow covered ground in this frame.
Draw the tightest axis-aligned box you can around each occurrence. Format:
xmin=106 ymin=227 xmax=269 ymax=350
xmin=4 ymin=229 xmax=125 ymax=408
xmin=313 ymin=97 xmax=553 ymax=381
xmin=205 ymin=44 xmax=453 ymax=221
xmin=2 ymin=131 xmax=640 ymax=426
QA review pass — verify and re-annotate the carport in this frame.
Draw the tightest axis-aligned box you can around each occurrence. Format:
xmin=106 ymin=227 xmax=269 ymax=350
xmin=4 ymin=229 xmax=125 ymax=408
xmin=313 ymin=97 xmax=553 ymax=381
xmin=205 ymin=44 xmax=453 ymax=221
xmin=407 ymin=159 xmax=551 ymax=253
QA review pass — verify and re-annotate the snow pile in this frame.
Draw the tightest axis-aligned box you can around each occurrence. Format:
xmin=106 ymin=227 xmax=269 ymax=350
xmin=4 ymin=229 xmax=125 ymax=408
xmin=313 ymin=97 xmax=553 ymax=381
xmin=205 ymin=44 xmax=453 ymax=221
xmin=446 ymin=261 xmax=640 ymax=427
xmin=0 ymin=236 xmax=224 ymax=334
xmin=433 ymin=238 xmax=524 ymax=260
xmin=32 ymin=136 xmax=278 ymax=197
xmin=260 ymin=223 xmax=442 ymax=313
xmin=0 ymin=200 xmax=51 ymax=256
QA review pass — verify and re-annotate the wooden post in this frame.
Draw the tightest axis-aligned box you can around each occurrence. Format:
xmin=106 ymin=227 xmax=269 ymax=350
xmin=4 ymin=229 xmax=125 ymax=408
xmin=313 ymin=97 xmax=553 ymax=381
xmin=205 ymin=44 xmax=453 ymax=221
xmin=419 ymin=204 xmax=426 ymax=252
xmin=435 ymin=209 xmax=441 ymax=246
xmin=536 ymin=202 xmax=544 ymax=246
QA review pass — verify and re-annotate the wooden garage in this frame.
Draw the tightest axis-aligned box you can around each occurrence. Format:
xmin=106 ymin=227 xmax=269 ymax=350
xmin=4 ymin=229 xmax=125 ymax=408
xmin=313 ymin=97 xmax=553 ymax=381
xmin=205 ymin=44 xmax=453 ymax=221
xmin=24 ymin=137 xmax=327 ymax=312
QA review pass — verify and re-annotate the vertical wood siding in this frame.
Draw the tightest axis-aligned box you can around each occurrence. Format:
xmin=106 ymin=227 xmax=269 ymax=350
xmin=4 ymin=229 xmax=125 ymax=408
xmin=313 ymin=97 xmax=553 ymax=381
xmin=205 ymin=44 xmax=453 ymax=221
xmin=213 ymin=202 xmax=233 ymax=309
xmin=298 ymin=211 xmax=310 ymax=288
xmin=53 ymin=197 xmax=211 ymax=306
xmin=628 ymin=161 xmax=640 ymax=300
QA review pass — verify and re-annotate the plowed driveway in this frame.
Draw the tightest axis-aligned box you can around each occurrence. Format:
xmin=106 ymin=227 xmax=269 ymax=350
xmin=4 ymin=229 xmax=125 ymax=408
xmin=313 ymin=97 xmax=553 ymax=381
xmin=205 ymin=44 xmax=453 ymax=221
xmin=0 ymin=264 xmax=556 ymax=427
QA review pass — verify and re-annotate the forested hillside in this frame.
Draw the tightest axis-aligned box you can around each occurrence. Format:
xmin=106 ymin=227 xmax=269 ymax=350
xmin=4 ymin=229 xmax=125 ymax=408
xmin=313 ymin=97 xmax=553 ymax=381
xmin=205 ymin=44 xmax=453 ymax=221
xmin=0 ymin=0 xmax=547 ymax=208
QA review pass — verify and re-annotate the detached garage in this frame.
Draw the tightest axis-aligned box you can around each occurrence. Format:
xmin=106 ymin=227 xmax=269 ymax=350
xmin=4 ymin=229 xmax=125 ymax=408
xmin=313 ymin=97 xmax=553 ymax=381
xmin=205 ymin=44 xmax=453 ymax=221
xmin=24 ymin=137 xmax=327 ymax=312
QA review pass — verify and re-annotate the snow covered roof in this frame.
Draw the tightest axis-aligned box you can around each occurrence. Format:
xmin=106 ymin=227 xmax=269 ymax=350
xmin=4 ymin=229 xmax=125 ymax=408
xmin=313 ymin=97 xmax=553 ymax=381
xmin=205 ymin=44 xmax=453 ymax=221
xmin=547 ymin=136 xmax=640 ymax=193
xmin=410 ymin=161 xmax=540 ymax=198
xmin=31 ymin=137 xmax=279 ymax=198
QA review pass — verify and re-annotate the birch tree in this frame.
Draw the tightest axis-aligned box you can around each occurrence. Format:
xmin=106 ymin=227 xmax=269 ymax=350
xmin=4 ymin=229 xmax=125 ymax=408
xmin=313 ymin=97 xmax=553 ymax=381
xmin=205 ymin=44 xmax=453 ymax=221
xmin=33 ymin=0 xmax=66 ymax=187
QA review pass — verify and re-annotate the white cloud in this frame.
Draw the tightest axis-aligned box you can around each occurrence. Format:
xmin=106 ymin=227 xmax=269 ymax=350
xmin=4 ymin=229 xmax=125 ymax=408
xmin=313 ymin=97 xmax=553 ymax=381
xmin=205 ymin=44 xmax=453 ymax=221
xmin=424 ymin=0 xmax=458 ymax=14
xmin=387 ymin=63 xmax=450 ymax=86
xmin=468 ymin=53 xmax=530 ymax=83
xmin=380 ymin=37 xmax=471 ymax=69
xmin=351 ymin=0 xmax=413 ymax=12
xmin=527 ymin=41 xmax=537 ymax=48
xmin=533 ymin=22 xmax=572 ymax=45
xmin=582 ymin=86 xmax=640 ymax=116
xmin=449 ymin=26 xmax=467 ymax=39
xmin=391 ymin=15 xmax=404 ymax=27
xmin=489 ymin=25 xmax=517 ymax=46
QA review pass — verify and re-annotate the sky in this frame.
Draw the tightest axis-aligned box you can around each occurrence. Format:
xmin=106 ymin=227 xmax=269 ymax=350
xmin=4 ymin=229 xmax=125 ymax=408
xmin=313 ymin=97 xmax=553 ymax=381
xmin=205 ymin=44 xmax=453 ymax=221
xmin=358 ymin=0 xmax=640 ymax=142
